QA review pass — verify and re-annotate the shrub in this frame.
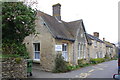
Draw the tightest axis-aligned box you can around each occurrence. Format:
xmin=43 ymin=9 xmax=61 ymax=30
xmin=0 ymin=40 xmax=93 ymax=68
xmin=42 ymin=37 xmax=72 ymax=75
xmin=67 ymin=65 xmax=75 ymax=70
xmin=104 ymin=54 xmax=111 ymax=60
xmin=66 ymin=65 xmax=72 ymax=71
xmin=53 ymin=53 xmax=68 ymax=73
xmin=90 ymin=58 xmax=105 ymax=64
xmin=76 ymin=65 xmax=80 ymax=69
xmin=111 ymin=55 xmax=118 ymax=60
xmin=2 ymin=43 xmax=29 ymax=59
xmin=78 ymin=59 xmax=89 ymax=67
xmin=78 ymin=59 xmax=85 ymax=64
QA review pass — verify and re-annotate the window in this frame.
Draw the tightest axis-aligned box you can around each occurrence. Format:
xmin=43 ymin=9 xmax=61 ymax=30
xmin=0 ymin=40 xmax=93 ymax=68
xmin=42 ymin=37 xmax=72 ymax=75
xmin=62 ymin=43 xmax=68 ymax=61
xmin=82 ymin=44 xmax=85 ymax=58
xmin=78 ymin=43 xmax=85 ymax=59
xmin=33 ymin=43 xmax=40 ymax=60
xmin=100 ymin=52 xmax=103 ymax=58
xmin=81 ymin=33 xmax=84 ymax=38
xmin=78 ymin=43 xmax=81 ymax=59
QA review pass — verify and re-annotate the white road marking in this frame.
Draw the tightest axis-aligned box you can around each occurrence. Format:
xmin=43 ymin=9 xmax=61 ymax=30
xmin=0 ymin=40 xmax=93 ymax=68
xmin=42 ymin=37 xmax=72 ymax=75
xmin=88 ymin=69 xmax=95 ymax=73
xmin=98 ymin=68 xmax=104 ymax=70
xmin=79 ymin=73 xmax=90 ymax=78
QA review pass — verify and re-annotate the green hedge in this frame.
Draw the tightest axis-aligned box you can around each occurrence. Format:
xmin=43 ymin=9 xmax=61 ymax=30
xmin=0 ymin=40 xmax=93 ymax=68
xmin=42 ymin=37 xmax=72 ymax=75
xmin=90 ymin=58 xmax=105 ymax=64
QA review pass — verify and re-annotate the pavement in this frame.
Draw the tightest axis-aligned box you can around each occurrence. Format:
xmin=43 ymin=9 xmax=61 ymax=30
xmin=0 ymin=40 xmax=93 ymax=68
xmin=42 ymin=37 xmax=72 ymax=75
xmin=30 ymin=60 xmax=118 ymax=78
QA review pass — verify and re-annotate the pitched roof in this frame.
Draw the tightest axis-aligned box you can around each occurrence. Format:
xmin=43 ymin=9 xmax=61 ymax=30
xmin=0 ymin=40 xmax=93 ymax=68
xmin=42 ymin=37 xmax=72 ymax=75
xmin=104 ymin=41 xmax=113 ymax=48
xmin=86 ymin=33 xmax=104 ymax=43
xmin=37 ymin=11 xmax=85 ymax=41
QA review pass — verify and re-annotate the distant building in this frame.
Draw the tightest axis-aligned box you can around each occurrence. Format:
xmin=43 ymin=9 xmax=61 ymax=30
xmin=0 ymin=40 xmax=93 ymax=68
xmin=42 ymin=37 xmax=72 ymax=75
xmin=103 ymin=39 xmax=117 ymax=59
xmin=86 ymin=32 xmax=106 ymax=58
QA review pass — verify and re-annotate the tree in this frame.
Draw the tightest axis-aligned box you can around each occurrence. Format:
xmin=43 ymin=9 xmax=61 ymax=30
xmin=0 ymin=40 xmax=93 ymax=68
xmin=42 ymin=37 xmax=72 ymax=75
xmin=2 ymin=2 xmax=36 ymax=57
xmin=2 ymin=2 xmax=36 ymax=43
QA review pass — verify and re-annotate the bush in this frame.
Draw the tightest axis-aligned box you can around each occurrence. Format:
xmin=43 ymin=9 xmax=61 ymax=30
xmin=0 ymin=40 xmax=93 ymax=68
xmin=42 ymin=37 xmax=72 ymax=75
xmin=53 ymin=54 xmax=68 ymax=73
xmin=78 ymin=59 xmax=89 ymax=67
xmin=78 ymin=59 xmax=85 ymax=64
xmin=111 ymin=55 xmax=118 ymax=60
xmin=90 ymin=58 xmax=105 ymax=64
xmin=76 ymin=65 xmax=80 ymax=69
xmin=104 ymin=54 xmax=111 ymax=60
xmin=66 ymin=65 xmax=75 ymax=71
xmin=2 ymin=42 xmax=29 ymax=59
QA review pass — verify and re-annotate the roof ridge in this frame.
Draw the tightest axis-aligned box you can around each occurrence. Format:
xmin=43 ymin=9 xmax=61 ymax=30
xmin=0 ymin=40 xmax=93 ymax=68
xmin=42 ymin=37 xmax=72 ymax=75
xmin=68 ymin=19 xmax=83 ymax=23
xmin=37 ymin=10 xmax=53 ymax=17
xmin=86 ymin=33 xmax=104 ymax=43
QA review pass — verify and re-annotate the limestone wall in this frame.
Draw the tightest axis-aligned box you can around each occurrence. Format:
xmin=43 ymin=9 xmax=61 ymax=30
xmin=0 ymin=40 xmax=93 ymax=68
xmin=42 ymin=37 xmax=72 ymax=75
xmin=2 ymin=58 xmax=27 ymax=78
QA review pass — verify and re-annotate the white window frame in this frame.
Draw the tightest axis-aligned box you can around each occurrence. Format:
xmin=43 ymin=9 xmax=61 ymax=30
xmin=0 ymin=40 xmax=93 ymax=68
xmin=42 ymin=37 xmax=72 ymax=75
xmin=78 ymin=43 xmax=81 ymax=59
xmin=33 ymin=43 xmax=40 ymax=61
xmin=62 ymin=43 xmax=68 ymax=61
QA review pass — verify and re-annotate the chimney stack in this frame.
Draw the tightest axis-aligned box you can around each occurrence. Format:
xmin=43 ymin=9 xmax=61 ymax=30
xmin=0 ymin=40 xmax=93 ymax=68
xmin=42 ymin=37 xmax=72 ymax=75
xmin=103 ymin=38 xmax=105 ymax=41
xmin=52 ymin=3 xmax=61 ymax=21
xmin=93 ymin=32 xmax=99 ymax=38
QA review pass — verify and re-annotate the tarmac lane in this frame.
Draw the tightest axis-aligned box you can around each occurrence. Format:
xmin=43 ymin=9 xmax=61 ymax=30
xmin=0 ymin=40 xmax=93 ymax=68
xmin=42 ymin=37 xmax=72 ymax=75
xmin=30 ymin=60 xmax=117 ymax=78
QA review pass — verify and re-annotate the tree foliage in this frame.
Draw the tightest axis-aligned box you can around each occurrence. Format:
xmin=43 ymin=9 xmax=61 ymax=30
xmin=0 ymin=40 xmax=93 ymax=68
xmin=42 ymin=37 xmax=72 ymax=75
xmin=2 ymin=2 xmax=36 ymax=43
xmin=2 ymin=2 xmax=36 ymax=57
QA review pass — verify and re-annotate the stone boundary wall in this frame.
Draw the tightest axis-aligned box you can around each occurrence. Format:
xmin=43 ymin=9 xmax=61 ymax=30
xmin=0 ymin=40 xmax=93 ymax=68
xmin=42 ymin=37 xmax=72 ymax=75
xmin=2 ymin=58 xmax=27 ymax=78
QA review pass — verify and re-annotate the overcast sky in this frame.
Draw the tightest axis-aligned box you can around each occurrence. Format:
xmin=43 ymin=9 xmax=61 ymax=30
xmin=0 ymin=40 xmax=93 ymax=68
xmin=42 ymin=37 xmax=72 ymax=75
xmin=26 ymin=0 xmax=119 ymax=44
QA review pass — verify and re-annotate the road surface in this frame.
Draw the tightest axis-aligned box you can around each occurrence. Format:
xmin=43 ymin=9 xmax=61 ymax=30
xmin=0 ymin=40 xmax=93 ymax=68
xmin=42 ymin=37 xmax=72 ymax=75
xmin=30 ymin=60 xmax=118 ymax=78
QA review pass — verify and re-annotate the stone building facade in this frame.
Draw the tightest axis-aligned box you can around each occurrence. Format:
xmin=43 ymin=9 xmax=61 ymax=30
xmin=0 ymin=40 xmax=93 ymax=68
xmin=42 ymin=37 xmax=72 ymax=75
xmin=86 ymin=32 xmax=116 ymax=59
xmin=103 ymin=39 xmax=117 ymax=59
xmin=24 ymin=3 xmax=117 ymax=71
xmin=24 ymin=3 xmax=88 ymax=71
xmin=86 ymin=32 xmax=106 ymax=58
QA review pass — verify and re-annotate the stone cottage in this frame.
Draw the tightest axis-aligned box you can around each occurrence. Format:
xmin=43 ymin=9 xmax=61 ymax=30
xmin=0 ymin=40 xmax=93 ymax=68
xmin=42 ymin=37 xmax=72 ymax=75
xmin=86 ymin=32 xmax=106 ymax=58
xmin=103 ymin=39 xmax=117 ymax=59
xmin=111 ymin=43 xmax=117 ymax=58
xmin=24 ymin=3 xmax=88 ymax=71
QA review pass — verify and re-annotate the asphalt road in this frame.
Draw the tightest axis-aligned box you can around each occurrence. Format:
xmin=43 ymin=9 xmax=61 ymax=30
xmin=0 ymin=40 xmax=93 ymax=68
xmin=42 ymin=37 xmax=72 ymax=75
xmin=30 ymin=60 xmax=118 ymax=78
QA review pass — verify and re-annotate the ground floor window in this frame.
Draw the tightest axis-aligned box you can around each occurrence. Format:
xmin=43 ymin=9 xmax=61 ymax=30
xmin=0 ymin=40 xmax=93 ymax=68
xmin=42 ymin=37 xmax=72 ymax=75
xmin=62 ymin=43 xmax=68 ymax=61
xmin=78 ymin=43 xmax=81 ymax=59
xmin=81 ymin=43 xmax=85 ymax=59
xmin=33 ymin=43 xmax=40 ymax=60
xmin=96 ymin=52 xmax=99 ymax=58
xmin=96 ymin=52 xmax=103 ymax=58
